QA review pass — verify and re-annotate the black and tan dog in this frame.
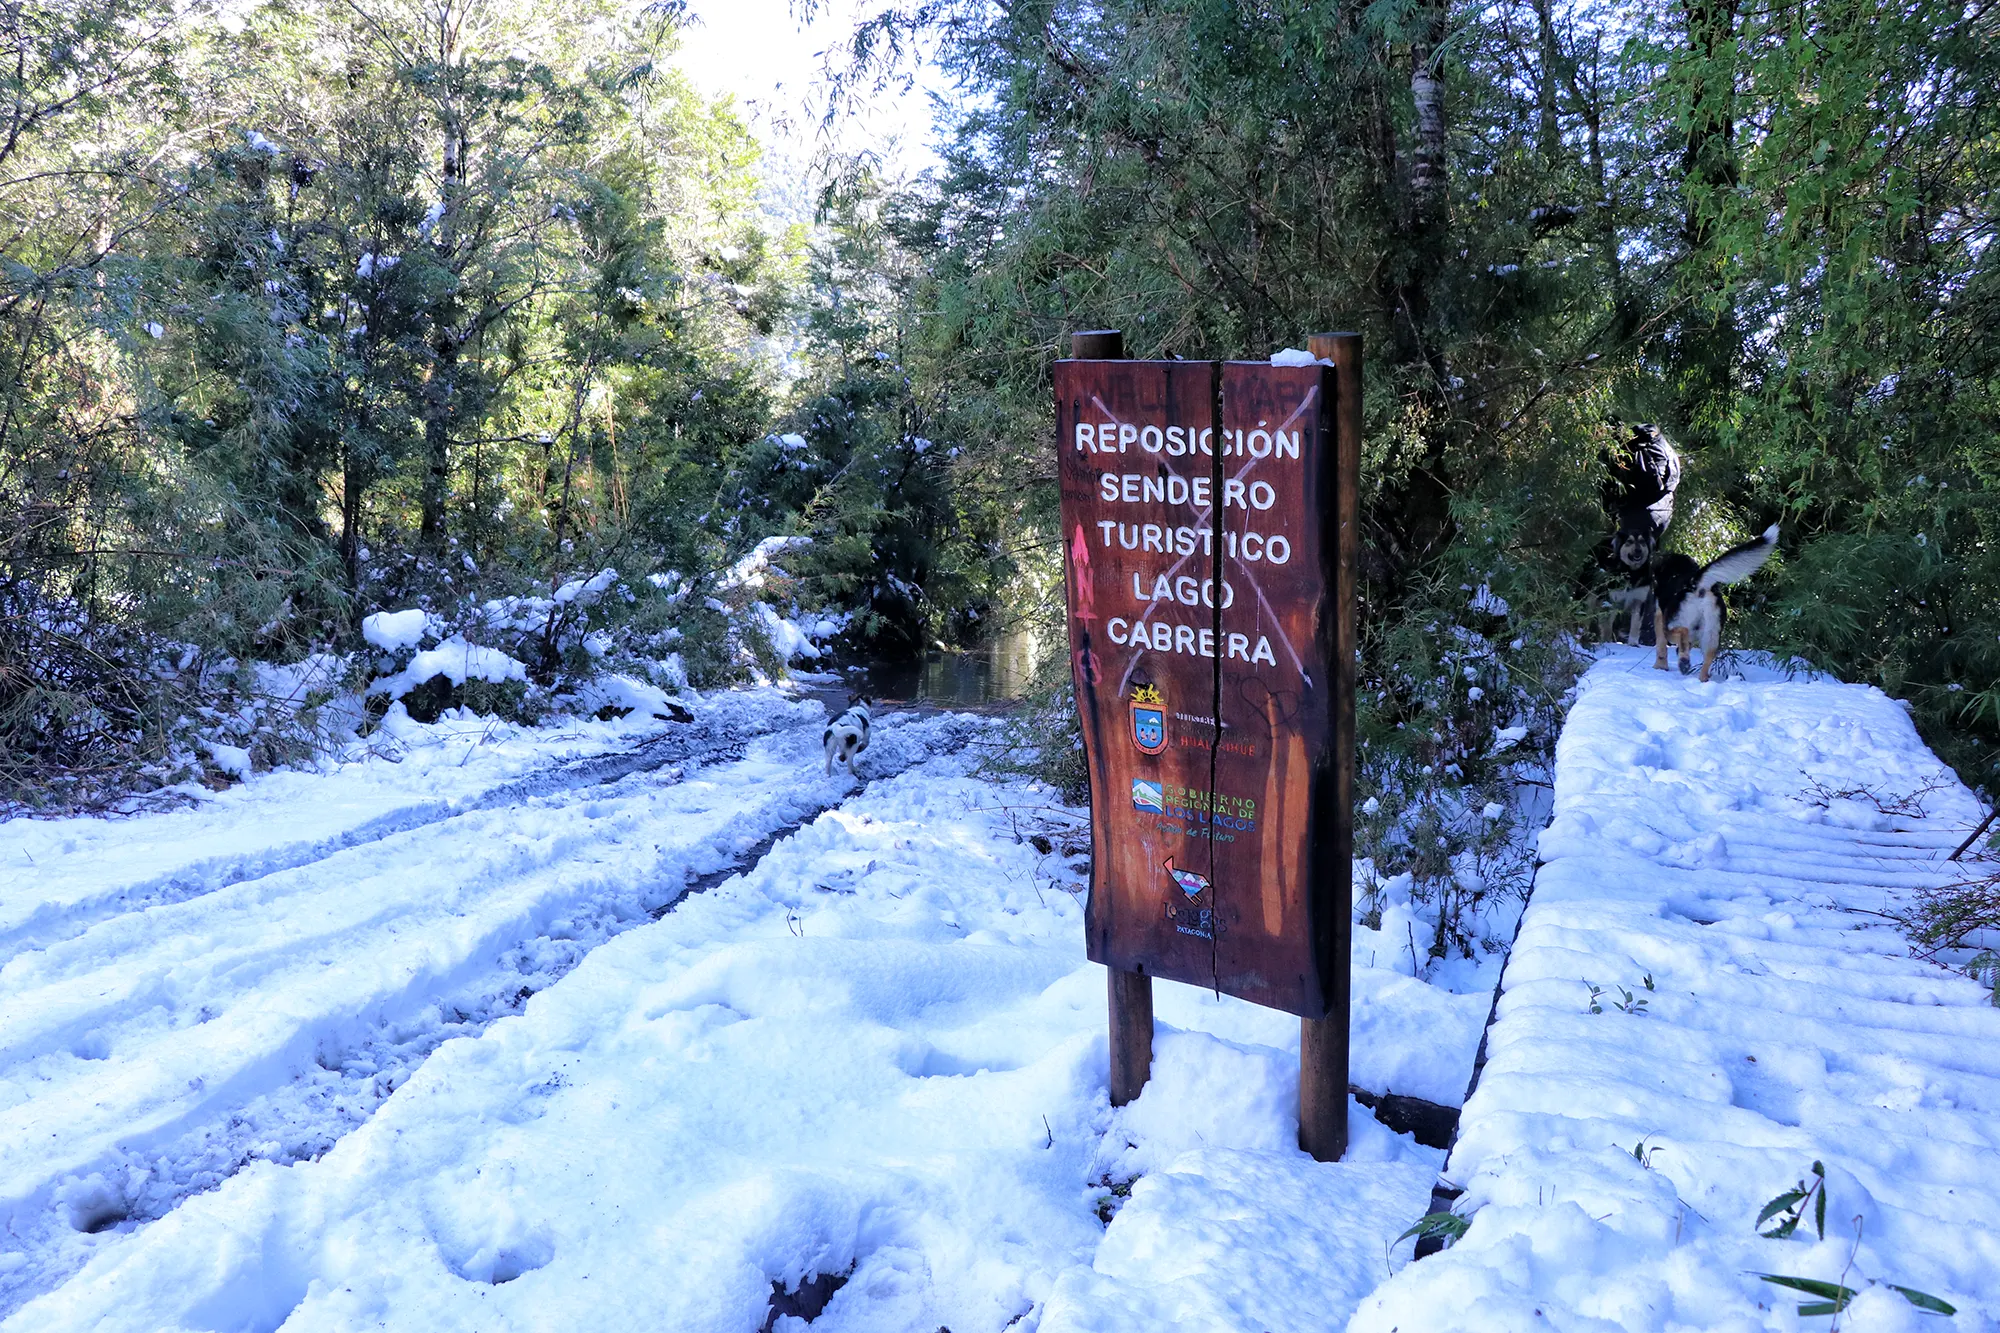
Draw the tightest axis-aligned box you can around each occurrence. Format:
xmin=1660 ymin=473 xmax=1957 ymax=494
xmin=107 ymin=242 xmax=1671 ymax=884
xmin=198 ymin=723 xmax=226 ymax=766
xmin=1653 ymin=525 xmax=1780 ymax=682
xmin=1600 ymin=520 xmax=1660 ymax=646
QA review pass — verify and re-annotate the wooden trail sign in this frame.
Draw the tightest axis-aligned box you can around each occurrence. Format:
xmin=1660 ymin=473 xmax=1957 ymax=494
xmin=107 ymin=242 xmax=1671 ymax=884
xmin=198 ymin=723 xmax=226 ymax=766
xmin=1056 ymin=329 xmax=1359 ymax=1161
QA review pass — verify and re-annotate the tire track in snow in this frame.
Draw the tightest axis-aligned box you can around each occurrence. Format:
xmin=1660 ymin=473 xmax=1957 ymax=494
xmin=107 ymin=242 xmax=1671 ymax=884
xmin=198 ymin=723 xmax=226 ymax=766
xmin=0 ymin=698 xmax=818 ymax=973
xmin=0 ymin=710 xmax=994 ymax=1317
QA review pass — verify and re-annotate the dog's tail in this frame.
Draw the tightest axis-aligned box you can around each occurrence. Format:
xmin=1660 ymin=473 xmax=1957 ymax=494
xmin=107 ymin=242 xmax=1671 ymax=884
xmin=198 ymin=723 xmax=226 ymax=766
xmin=1697 ymin=524 xmax=1779 ymax=590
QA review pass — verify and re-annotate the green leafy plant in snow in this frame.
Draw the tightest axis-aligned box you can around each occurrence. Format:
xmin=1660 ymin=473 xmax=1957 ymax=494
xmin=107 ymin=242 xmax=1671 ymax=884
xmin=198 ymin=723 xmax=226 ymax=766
xmin=1397 ymin=1211 xmax=1472 ymax=1249
xmin=1757 ymin=1160 xmax=1827 ymax=1241
xmin=1753 ymin=1273 xmax=1956 ymax=1318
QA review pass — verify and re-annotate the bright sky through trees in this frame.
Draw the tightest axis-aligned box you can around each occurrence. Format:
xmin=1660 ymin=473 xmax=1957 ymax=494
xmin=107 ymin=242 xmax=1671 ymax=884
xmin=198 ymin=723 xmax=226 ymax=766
xmin=671 ymin=0 xmax=941 ymax=171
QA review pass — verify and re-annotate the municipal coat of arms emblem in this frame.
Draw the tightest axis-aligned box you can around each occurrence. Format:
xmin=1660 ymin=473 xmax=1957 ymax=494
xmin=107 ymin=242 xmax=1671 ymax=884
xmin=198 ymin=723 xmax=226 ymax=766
xmin=1129 ymin=684 xmax=1166 ymax=755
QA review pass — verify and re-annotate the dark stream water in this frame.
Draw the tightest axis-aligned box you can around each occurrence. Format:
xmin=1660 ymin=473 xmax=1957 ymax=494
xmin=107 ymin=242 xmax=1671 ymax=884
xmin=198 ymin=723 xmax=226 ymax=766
xmin=800 ymin=630 xmax=1042 ymax=715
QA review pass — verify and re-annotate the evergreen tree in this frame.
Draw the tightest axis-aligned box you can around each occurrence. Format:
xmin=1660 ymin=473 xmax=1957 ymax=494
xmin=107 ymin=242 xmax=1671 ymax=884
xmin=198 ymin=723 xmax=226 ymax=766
xmin=1678 ymin=0 xmax=2000 ymax=776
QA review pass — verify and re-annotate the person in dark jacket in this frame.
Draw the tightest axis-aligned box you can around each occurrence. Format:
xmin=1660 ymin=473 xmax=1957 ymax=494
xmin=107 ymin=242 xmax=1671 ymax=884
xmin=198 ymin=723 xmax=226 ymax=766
xmin=1603 ymin=423 xmax=1681 ymax=542
xmin=1593 ymin=424 xmax=1684 ymax=644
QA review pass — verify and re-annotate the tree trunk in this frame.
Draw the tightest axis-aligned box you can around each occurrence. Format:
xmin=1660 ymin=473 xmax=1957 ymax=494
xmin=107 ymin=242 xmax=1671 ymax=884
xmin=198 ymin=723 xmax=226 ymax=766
xmin=1574 ymin=35 xmax=1629 ymax=343
xmin=1678 ymin=0 xmax=1742 ymax=411
xmin=421 ymin=8 xmax=466 ymax=550
xmin=418 ymin=134 xmax=465 ymax=548
xmin=1680 ymin=0 xmax=1740 ymax=250
xmin=1409 ymin=21 xmax=1448 ymax=230
xmin=1534 ymin=0 xmax=1561 ymax=165
xmin=341 ymin=444 xmax=363 ymax=600
xmin=419 ymin=359 xmax=452 ymax=548
xmin=1370 ymin=10 xmax=1457 ymax=581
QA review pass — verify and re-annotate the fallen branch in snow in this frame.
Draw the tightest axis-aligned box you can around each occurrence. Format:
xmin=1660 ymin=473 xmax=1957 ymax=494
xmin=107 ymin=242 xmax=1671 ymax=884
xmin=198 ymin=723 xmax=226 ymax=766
xmin=1799 ymin=773 xmax=1949 ymax=820
xmin=1949 ymin=806 xmax=1998 ymax=862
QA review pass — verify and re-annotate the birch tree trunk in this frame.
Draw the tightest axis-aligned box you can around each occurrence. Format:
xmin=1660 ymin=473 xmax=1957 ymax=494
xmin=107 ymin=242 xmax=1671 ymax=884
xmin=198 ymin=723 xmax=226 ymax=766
xmin=1377 ymin=6 xmax=1456 ymax=575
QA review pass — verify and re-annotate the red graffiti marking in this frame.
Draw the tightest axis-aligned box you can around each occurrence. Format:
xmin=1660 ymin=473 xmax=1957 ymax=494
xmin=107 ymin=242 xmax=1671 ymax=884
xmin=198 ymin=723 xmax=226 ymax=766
xmin=1070 ymin=523 xmax=1097 ymax=622
xmin=1070 ymin=522 xmax=1101 ymax=684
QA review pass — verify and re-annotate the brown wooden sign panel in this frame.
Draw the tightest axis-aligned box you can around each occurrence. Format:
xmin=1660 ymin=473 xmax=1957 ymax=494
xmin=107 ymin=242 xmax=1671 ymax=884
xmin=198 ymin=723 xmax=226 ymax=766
xmin=1057 ymin=358 xmax=1347 ymax=1018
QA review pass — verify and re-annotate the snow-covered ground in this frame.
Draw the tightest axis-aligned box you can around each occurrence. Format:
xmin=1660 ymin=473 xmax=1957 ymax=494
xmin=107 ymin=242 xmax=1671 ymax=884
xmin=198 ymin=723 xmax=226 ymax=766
xmin=4 ymin=650 xmax=1991 ymax=1331
xmin=0 ymin=682 xmax=1490 ymax=1331
xmin=0 ymin=690 xmax=985 ymax=1314
xmin=1357 ymin=648 xmax=2000 ymax=1332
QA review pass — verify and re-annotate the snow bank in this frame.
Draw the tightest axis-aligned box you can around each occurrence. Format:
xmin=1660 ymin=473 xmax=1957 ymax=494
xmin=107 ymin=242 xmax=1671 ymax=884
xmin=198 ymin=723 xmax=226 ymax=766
xmin=201 ymin=742 xmax=251 ymax=779
xmin=250 ymin=653 xmax=348 ymax=708
xmin=0 ymin=690 xmax=815 ymax=971
xmin=1353 ymin=646 xmax=2000 ymax=1332
xmin=568 ymin=672 xmax=686 ymax=721
xmin=753 ymin=601 xmax=818 ymax=660
xmin=465 ymin=557 xmax=839 ymax=692
xmin=362 ymin=609 xmax=434 ymax=651
xmin=370 ymin=637 xmax=526 ymax=698
xmin=750 ymin=602 xmax=845 ymax=664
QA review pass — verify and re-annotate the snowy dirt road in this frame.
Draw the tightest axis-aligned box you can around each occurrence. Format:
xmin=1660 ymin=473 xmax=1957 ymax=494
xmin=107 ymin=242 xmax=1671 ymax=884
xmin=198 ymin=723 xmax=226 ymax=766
xmin=0 ymin=688 xmax=814 ymax=971
xmin=0 ymin=692 xmax=986 ymax=1315
xmin=2 ymin=690 xmax=1464 ymax=1333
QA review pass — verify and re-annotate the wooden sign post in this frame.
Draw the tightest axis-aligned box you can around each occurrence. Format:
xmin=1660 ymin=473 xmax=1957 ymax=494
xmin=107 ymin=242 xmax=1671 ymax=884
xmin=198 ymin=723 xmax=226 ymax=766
xmin=1056 ymin=330 xmax=1359 ymax=1162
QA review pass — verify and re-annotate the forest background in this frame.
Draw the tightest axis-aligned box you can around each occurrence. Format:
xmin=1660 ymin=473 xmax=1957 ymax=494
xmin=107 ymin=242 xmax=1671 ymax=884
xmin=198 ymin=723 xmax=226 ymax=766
xmin=7 ymin=0 xmax=1997 ymax=914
